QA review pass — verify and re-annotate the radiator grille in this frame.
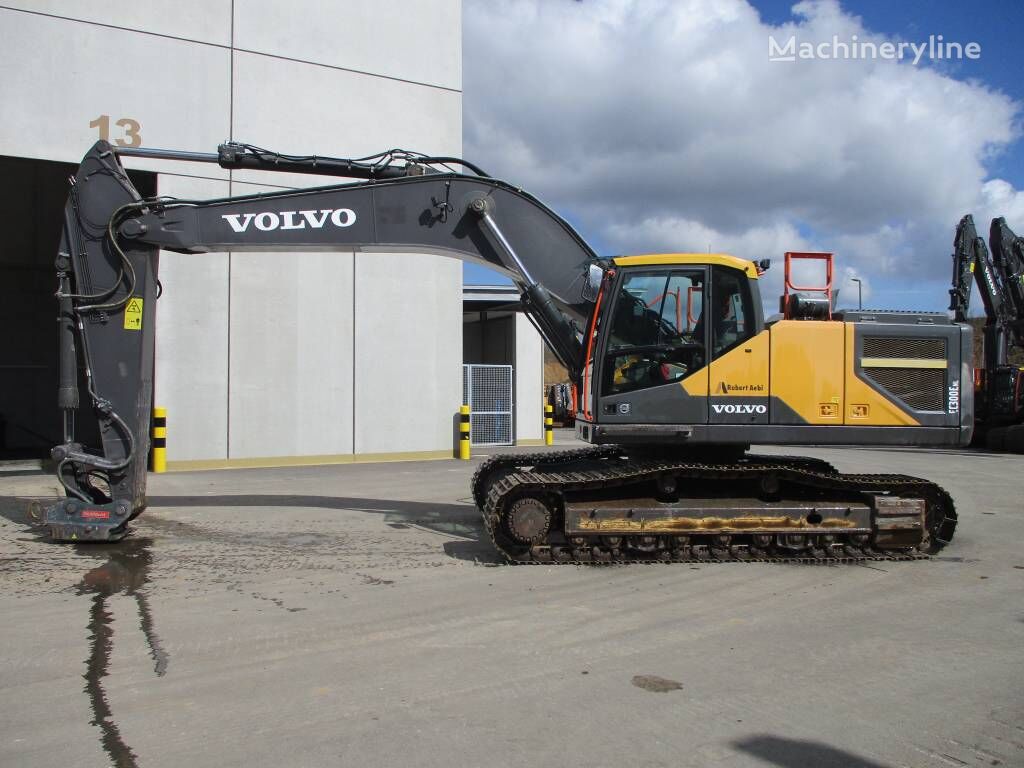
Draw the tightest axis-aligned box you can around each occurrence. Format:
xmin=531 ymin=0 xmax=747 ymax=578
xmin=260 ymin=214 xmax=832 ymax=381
xmin=862 ymin=367 xmax=945 ymax=411
xmin=862 ymin=336 xmax=946 ymax=359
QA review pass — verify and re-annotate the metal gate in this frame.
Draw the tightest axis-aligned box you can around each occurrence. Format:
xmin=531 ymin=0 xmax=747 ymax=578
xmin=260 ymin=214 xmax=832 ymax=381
xmin=462 ymin=364 xmax=514 ymax=446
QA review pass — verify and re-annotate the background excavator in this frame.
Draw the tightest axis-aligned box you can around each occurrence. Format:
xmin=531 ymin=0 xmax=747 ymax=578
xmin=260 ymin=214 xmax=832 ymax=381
xmin=40 ymin=140 xmax=967 ymax=562
xmin=949 ymin=214 xmax=1024 ymax=451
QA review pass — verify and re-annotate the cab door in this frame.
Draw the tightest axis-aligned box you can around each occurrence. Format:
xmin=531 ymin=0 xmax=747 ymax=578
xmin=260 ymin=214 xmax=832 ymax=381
xmin=704 ymin=266 xmax=770 ymax=424
xmin=596 ymin=267 xmax=709 ymax=425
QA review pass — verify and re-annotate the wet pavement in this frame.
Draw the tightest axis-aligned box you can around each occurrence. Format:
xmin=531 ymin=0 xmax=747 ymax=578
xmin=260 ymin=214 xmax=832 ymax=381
xmin=1 ymin=442 xmax=1022 ymax=767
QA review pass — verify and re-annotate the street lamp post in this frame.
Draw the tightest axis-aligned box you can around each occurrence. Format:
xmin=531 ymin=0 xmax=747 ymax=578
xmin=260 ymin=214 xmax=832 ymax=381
xmin=851 ymin=277 xmax=863 ymax=309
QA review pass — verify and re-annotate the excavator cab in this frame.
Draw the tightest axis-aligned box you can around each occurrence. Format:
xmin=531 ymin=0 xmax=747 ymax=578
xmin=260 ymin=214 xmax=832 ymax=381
xmin=598 ymin=262 xmax=759 ymax=397
xmin=579 ymin=255 xmax=765 ymax=436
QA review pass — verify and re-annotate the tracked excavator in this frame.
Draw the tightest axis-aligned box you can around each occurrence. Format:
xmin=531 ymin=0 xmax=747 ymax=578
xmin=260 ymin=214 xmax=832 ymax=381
xmin=41 ymin=140 xmax=967 ymax=562
xmin=949 ymin=214 xmax=1024 ymax=449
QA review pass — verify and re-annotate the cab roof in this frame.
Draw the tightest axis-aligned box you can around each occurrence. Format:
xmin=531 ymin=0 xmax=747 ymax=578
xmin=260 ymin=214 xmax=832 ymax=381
xmin=612 ymin=253 xmax=760 ymax=279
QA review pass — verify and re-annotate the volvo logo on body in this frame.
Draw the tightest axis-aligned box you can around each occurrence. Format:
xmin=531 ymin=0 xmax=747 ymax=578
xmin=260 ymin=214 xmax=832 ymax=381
xmin=711 ymin=403 xmax=767 ymax=415
xmin=220 ymin=208 xmax=357 ymax=233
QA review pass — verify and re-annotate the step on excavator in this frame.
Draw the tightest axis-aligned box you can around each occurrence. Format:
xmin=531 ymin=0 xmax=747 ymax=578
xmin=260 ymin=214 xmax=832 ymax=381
xmin=40 ymin=140 xmax=967 ymax=562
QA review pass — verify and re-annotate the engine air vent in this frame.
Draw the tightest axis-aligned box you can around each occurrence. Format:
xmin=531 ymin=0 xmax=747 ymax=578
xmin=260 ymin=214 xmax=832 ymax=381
xmin=862 ymin=367 xmax=945 ymax=411
xmin=862 ymin=337 xmax=946 ymax=359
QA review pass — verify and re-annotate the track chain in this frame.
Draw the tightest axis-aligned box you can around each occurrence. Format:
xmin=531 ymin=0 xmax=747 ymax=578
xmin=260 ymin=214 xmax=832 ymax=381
xmin=470 ymin=447 xmax=838 ymax=510
xmin=471 ymin=448 xmax=956 ymax=565
xmin=470 ymin=445 xmax=622 ymax=509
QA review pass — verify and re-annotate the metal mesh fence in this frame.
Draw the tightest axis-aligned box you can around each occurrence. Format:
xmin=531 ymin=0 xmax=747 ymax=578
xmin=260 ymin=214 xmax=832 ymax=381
xmin=462 ymin=364 xmax=514 ymax=445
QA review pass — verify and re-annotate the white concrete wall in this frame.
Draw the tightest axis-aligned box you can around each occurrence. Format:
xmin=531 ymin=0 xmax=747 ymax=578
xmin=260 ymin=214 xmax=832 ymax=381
xmin=0 ymin=7 xmax=232 ymax=168
xmin=229 ymin=50 xmax=461 ymax=186
xmin=0 ymin=1 xmax=232 ymax=46
xmin=152 ymin=176 xmax=231 ymax=461
xmin=228 ymin=248 xmax=357 ymax=458
xmin=354 ymin=255 xmax=463 ymax=454
xmin=233 ymin=0 xmax=461 ymax=91
xmin=515 ymin=313 xmax=545 ymax=442
xmin=0 ymin=3 xmax=464 ymax=463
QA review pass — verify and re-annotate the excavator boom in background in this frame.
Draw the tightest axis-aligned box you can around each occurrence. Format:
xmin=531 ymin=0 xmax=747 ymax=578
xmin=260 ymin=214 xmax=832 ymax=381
xmin=950 ymin=214 xmax=1024 ymax=448
xmin=42 ymin=140 xmax=966 ymax=562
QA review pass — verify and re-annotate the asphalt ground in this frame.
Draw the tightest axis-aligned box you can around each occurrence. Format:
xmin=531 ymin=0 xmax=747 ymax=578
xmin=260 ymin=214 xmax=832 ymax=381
xmin=1 ymin=437 xmax=1022 ymax=768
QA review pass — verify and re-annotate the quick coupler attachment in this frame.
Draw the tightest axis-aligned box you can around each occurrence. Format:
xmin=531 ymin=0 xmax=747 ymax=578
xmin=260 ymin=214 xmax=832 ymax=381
xmin=40 ymin=498 xmax=132 ymax=542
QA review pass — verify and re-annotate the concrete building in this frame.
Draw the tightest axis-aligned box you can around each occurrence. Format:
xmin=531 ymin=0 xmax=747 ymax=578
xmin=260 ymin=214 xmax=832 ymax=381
xmin=0 ymin=2 xmax=543 ymax=467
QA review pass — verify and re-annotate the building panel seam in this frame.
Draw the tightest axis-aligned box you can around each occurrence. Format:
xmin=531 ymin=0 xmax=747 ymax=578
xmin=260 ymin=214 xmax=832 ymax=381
xmin=0 ymin=6 xmax=463 ymax=93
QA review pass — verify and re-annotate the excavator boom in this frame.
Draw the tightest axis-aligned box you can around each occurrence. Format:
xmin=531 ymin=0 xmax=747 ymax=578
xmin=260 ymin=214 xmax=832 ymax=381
xmin=46 ymin=141 xmax=601 ymax=541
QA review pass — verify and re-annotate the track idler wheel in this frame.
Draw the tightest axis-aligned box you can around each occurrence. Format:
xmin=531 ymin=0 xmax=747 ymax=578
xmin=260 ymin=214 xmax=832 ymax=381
xmin=506 ymin=496 xmax=552 ymax=544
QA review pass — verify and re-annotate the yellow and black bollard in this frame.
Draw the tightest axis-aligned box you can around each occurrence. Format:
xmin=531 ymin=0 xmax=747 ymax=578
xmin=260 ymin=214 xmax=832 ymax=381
xmin=459 ymin=404 xmax=471 ymax=460
xmin=151 ymin=406 xmax=167 ymax=473
xmin=545 ymin=403 xmax=554 ymax=446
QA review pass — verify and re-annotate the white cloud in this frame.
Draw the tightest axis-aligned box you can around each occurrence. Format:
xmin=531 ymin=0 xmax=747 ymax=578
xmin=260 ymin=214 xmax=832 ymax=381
xmin=604 ymin=216 xmax=812 ymax=262
xmin=464 ymin=0 xmax=1023 ymax=309
xmin=979 ymin=179 xmax=1024 ymax=224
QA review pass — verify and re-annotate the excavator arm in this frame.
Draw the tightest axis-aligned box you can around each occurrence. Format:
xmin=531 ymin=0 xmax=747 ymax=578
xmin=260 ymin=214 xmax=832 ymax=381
xmin=988 ymin=217 xmax=1024 ymax=349
xmin=949 ymin=214 xmax=979 ymax=323
xmin=45 ymin=140 xmax=603 ymax=541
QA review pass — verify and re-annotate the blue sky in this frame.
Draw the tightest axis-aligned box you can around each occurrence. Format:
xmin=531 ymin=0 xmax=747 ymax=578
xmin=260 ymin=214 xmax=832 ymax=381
xmin=463 ymin=0 xmax=1024 ymax=315
xmin=754 ymin=0 xmax=1024 ymax=187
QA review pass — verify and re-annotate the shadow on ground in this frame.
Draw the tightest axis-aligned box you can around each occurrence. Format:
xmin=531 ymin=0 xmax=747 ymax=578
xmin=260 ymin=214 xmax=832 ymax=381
xmin=827 ymin=445 xmax=1011 ymax=458
xmin=147 ymin=494 xmax=502 ymax=564
xmin=733 ymin=735 xmax=891 ymax=768
xmin=0 ymin=495 xmax=60 ymax=527
xmin=0 ymin=493 xmax=504 ymax=563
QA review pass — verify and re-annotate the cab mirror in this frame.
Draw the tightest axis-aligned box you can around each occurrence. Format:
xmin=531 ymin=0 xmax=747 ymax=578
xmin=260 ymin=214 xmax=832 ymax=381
xmin=581 ymin=263 xmax=604 ymax=302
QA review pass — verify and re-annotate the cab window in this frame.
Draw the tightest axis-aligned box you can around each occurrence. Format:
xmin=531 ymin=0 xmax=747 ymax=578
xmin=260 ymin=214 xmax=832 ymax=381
xmin=604 ymin=269 xmax=705 ymax=396
xmin=707 ymin=267 xmax=755 ymax=359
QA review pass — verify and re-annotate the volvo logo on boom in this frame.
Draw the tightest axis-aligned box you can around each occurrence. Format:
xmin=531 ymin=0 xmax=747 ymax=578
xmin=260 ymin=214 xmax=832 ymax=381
xmin=711 ymin=403 xmax=767 ymax=415
xmin=221 ymin=208 xmax=357 ymax=233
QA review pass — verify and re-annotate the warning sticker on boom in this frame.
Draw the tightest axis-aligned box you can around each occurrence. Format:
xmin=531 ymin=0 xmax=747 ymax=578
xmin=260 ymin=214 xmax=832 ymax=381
xmin=124 ymin=297 xmax=143 ymax=330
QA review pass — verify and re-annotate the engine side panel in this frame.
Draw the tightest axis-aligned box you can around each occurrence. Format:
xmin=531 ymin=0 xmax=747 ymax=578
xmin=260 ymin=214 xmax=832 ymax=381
xmin=844 ymin=320 xmax=961 ymax=428
xmin=769 ymin=321 xmax=845 ymax=424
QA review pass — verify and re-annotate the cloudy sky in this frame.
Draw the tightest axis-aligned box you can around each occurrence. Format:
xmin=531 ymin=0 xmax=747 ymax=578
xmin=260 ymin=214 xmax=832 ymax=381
xmin=461 ymin=0 xmax=1024 ymax=314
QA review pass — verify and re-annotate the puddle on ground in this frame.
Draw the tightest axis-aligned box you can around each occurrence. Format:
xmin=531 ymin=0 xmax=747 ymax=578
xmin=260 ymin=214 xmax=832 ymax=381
xmin=631 ymin=674 xmax=684 ymax=693
xmin=76 ymin=537 xmax=167 ymax=768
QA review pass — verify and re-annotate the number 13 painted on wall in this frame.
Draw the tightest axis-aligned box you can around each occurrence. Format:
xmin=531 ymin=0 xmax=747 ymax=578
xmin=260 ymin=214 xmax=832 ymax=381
xmin=90 ymin=115 xmax=142 ymax=147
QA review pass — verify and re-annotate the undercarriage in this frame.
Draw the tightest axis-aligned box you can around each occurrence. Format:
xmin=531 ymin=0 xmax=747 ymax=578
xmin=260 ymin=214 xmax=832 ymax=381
xmin=471 ymin=447 xmax=957 ymax=564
